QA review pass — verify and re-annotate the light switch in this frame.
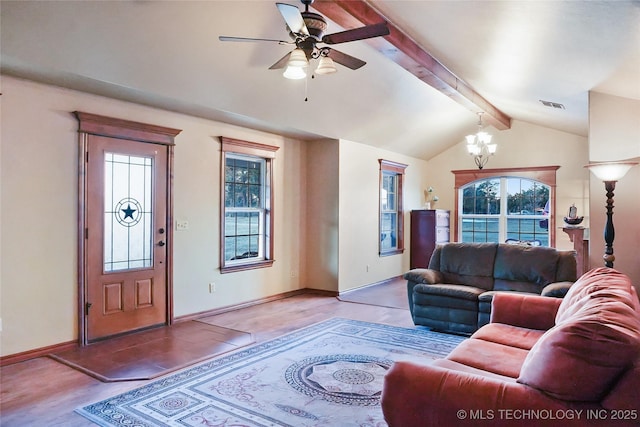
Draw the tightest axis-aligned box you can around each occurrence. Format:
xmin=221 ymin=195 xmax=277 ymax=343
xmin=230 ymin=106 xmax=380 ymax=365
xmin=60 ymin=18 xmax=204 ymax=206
xmin=176 ymin=220 xmax=189 ymax=230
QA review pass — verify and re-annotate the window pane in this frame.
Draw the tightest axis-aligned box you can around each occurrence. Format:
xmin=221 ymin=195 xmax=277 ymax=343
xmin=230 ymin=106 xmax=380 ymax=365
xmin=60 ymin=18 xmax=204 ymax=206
xmin=380 ymin=212 xmax=397 ymax=250
xmin=462 ymin=179 xmax=500 ymax=214
xmin=104 ymin=152 xmax=153 ymax=272
xmin=249 ymin=184 xmax=261 ymax=208
xmin=224 ymin=210 xmax=262 ymax=261
xmin=249 ymin=213 xmax=259 ymax=234
xmin=234 ymin=184 xmax=247 ymax=207
xmin=462 ymin=217 xmax=500 ymax=243
xmin=224 ymin=214 xmax=236 ymax=237
xmin=507 ymin=218 xmax=549 ymax=246
xmin=387 ymin=193 xmax=396 ymax=211
xmin=249 ymin=167 xmax=260 ymax=184
xmin=225 ymin=164 xmax=234 ymax=183
xmin=381 ymin=172 xmax=397 ymax=212
xmin=507 ymin=178 xmax=549 ymax=215
xmin=225 ymin=184 xmax=234 ymax=207
xmin=224 ymin=236 xmax=236 ymax=261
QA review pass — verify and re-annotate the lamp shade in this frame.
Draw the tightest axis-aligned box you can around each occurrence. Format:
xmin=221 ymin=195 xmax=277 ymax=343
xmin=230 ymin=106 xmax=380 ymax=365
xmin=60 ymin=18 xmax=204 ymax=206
xmin=585 ymin=160 xmax=639 ymax=181
xmin=287 ymin=48 xmax=308 ymax=68
xmin=283 ymin=65 xmax=307 ymax=80
xmin=315 ymin=56 xmax=337 ymax=75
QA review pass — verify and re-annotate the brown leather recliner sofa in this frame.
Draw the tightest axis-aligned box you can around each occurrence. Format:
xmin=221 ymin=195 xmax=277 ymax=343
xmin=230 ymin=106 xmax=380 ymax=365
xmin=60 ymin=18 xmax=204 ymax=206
xmin=405 ymin=242 xmax=577 ymax=334
xmin=382 ymin=267 xmax=640 ymax=426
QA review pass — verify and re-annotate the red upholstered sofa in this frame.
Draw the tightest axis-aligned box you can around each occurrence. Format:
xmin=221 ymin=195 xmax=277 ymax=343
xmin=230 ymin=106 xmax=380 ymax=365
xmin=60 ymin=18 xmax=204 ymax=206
xmin=381 ymin=267 xmax=640 ymax=426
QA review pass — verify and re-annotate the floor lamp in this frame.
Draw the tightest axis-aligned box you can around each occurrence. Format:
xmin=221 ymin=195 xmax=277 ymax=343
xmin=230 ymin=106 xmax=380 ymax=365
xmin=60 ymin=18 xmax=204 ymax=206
xmin=585 ymin=160 xmax=638 ymax=268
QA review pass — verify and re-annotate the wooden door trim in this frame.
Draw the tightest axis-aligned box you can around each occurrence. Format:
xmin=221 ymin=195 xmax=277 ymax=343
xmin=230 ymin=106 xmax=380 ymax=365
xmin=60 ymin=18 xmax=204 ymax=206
xmin=75 ymin=111 xmax=181 ymax=345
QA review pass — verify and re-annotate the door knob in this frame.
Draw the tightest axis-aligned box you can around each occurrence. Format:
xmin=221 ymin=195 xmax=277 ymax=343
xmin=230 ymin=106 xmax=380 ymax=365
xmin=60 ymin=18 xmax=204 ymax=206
xmin=158 ymin=241 xmax=166 ymax=247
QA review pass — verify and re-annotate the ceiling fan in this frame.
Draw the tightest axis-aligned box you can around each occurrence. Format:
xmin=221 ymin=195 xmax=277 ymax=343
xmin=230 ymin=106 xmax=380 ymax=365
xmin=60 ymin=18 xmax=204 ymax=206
xmin=219 ymin=0 xmax=390 ymax=79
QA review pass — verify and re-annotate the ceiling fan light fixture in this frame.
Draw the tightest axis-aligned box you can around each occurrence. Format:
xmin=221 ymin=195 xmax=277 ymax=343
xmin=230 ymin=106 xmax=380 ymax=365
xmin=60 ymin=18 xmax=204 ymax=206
xmin=287 ymin=48 xmax=309 ymax=68
xmin=315 ymin=55 xmax=337 ymax=75
xmin=283 ymin=65 xmax=307 ymax=80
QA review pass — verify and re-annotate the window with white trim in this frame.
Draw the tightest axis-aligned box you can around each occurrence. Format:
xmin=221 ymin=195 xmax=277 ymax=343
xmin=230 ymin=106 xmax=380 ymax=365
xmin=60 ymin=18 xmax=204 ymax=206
xmin=220 ymin=137 xmax=278 ymax=272
xmin=460 ymin=176 xmax=551 ymax=246
xmin=379 ymin=159 xmax=407 ymax=256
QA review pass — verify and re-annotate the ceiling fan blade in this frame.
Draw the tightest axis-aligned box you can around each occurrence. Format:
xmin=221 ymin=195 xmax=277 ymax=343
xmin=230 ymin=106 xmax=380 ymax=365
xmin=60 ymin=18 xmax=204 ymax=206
xmin=219 ymin=36 xmax=292 ymax=45
xmin=268 ymin=52 xmax=292 ymax=70
xmin=327 ymin=49 xmax=366 ymax=70
xmin=322 ymin=22 xmax=390 ymax=45
xmin=276 ymin=3 xmax=309 ymax=36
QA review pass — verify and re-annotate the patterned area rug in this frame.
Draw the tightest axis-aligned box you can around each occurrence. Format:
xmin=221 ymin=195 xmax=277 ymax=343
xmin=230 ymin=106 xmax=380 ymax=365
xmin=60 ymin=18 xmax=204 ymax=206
xmin=77 ymin=318 xmax=464 ymax=426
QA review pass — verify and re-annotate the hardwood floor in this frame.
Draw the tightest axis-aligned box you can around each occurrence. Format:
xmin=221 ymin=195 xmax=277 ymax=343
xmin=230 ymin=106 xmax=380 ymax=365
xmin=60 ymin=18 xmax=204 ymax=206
xmin=338 ymin=276 xmax=408 ymax=309
xmin=0 ymin=285 xmax=413 ymax=426
xmin=49 ymin=321 xmax=254 ymax=382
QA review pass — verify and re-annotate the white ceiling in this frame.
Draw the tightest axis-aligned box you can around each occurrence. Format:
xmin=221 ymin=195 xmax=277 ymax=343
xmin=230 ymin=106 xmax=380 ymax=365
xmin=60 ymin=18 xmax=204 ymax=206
xmin=2 ymin=0 xmax=639 ymax=160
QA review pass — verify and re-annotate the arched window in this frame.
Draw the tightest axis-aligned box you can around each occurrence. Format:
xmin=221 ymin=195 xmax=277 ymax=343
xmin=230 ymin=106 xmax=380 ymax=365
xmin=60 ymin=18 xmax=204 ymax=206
xmin=460 ymin=177 xmax=550 ymax=246
xmin=453 ymin=166 xmax=559 ymax=247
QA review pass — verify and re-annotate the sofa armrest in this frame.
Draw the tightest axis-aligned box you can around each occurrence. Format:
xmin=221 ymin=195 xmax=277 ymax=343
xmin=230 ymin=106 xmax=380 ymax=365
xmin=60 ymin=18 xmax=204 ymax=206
xmin=403 ymin=268 xmax=442 ymax=284
xmin=381 ymin=361 xmax=597 ymax=427
xmin=541 ymin=281 xmax=573 ymax=298
xmin=490 ymin=293 xmax=561 ymax=330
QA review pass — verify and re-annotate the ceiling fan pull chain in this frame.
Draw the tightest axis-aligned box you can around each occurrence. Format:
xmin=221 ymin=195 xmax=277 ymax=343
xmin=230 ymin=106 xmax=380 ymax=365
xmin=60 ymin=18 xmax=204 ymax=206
xmin=304 ymin=72 xmax=309 ymax=102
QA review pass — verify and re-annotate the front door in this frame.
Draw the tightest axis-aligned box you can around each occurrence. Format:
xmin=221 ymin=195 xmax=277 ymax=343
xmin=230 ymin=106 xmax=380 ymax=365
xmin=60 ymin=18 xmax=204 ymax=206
xmin=85 ymin=135 xmax=168 ymax=341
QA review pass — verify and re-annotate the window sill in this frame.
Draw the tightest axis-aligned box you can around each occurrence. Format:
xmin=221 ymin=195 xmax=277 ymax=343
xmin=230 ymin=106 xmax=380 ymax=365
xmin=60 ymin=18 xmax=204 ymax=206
xmin=221 ymin=259 xmax=274 ymax=274
xmin=379 ymin=249 xmax=404 ymax=257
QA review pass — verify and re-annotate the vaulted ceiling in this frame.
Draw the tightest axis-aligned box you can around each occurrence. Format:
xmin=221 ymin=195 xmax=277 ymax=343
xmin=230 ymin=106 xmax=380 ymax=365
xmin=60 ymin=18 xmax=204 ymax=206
xmin=2 ymin=1 xmax=639 ymax=160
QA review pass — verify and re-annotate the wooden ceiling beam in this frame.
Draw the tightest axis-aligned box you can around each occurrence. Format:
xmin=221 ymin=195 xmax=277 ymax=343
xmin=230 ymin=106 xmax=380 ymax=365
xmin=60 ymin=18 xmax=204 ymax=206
xmin=313 ymin=0 xmax=511 ymax=130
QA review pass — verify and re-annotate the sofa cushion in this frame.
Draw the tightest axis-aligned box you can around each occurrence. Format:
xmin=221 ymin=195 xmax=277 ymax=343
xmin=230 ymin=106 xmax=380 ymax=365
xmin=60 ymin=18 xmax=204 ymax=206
xmin=413 ymin=285 xmax=484 ymax=322
xmin=556 ymin=267 xmax=639 ymax=323
xmin=472 ymin=323 xmax=545 ymax=350
xmin=447 ymin=338 xmax=529 ymax=378
xmin=478 ymin=290 xmax=538 ymax=314
xmin=403 ymin=268 xmax=442 ymax=284
xmin=437 ymin=243 xmax=497 ymax=290
xmin=431 ymin=358 xmax=517 ymax=383
xmin=517 ymin=268 xmax=640 ymax=401
xmin=540 ymin=281 xmax=573 ymax=298
xmin=493 ymin=245 xmax=559 ymax=293
xmin=414 ymin=283 xmax=485 ymax=301
xmin=555 ymin=250 xmax=578 ymax=282
xmin=601 ymin=360 xmax=640 ymax=412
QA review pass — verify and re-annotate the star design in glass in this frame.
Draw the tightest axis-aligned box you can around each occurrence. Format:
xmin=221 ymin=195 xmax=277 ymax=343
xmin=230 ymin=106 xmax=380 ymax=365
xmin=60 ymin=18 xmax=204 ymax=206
xmin=122 ymin=204 xmax=137 ymax=220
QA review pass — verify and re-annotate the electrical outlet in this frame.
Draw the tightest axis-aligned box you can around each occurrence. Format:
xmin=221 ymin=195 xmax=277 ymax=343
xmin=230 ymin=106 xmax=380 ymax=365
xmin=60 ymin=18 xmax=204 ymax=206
xmin=209 ymin=283 xmax=216 ymax=293
xmin=290 ymin=270 xmax=298 ymax=278
xmin=176 ymin=220 xmax=189 ymax=231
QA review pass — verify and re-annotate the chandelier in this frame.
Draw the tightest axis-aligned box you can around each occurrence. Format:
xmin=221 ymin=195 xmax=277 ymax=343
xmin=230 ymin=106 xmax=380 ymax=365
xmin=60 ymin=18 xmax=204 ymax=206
xmin=466 ymin=112 xmax=496 ymax=169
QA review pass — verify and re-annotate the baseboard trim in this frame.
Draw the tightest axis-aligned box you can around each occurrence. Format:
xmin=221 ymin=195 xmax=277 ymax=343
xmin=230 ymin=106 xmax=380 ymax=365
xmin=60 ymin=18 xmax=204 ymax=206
xmin=1 ymin=288 xmax=338 ymax=366
xmin=1 ymin=340 xmax=78 ymax=367
xmin=338 ymin=275 xmax=403 ymax=296
xmin=175 ymin=287 xmax=338 ymax=323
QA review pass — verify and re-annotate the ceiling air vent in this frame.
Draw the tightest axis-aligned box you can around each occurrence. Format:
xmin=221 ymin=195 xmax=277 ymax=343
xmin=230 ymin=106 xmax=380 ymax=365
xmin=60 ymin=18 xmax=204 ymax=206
xmin=539 ymin=100 xmax=565 ymax=109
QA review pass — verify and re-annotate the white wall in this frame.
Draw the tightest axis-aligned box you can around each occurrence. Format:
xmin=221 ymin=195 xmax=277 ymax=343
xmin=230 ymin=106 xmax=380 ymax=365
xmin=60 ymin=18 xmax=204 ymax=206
xmin=588 ymin=92 xmax=640 ymax=287
xmin=305 ymin=139 xmax=339 ymax=291
xmin=424 ymin=120 xmax=590 ymax=251
xmin=0 ymin=77 xmax=308 ymax=356
xmin=589 ymin=92 xmax=640 ymax=161
xmin=337 ymin=139 xmax=429 ymax=292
